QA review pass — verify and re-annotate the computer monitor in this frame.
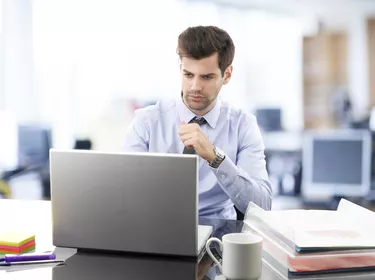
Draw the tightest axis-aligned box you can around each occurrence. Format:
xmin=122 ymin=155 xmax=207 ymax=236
xmin=18 ymin=125 xmax=52 ymax=167
xmin=302 ymin=130 xmax=371 ymax=200
xmin=255 ymin=108 xmax=282 ymax=132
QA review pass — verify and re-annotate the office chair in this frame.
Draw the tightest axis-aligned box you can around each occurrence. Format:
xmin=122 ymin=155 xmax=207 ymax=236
xmin=74 ymin=139 xmax=92 ymax=150
xmin=1 ymin=125 xmax=52 ymax=199
xmin=234 ymin=206 xmax=244 ymax=221
xmin=0 ymin=180 xmax=11 ymax=198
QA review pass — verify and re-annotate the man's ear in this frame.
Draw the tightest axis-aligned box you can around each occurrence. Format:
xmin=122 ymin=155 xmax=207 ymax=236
xmin=223 ymin=65 xmax=233 ymax=85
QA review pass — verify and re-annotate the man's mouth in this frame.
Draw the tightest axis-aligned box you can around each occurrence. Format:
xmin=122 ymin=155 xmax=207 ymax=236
xmin=189 ymin=95 xmax=204 ymax=101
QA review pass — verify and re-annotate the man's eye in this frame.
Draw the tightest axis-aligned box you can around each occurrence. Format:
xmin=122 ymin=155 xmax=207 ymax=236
xmin=203 ymin=76 xmax=213 ymax=80
xmin=184 ymin=73 xmax=193 ymax=78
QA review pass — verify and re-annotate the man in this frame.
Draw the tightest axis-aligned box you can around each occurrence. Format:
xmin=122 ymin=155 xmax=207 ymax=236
xmin=124 ymin=25 xmax=272 ymax=219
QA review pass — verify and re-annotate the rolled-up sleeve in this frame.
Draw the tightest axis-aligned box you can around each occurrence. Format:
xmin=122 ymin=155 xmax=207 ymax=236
xmin=210 ymin=114 xmax=272 ymax=213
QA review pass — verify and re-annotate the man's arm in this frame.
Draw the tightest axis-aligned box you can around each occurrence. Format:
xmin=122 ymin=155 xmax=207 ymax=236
xmin=179 ymin=114 xmax=272 ymax=213
xmin=210 ymin=115 xmax=272 ymax=213
xmin=123 ymin=113 xmax=149 ymax=152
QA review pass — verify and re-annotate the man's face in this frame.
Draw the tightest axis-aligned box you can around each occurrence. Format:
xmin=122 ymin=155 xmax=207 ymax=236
xmin=180 ymin=53 xmax=232 ymax=115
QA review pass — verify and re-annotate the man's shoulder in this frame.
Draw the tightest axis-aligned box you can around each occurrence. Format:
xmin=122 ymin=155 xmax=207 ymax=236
xmin=220 ymin=99 xmax=257 ymax=124
xmin=134 ymin=99 xmax=177 ymax=120
xmin=220 ymin=100 xmax=264 ymax=147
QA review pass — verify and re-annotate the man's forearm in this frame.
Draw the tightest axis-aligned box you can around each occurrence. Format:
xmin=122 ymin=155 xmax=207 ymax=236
xmin=210 ymin=157 xmax=272 ymax=213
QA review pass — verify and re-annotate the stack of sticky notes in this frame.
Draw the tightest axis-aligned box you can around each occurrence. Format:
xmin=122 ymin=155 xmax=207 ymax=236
xmin=0 ymin=231 xmax=36 ymax=254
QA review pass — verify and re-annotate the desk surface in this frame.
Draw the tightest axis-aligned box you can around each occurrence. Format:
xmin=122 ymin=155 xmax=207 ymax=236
xmin=1 ymin=199 xmax=375 ymax=279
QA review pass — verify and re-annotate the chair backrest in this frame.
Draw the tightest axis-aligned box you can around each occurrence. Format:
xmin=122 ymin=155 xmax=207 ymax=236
xmin=74 ymin=139 xmax=92 ymax=150
xmin=18 ymin=125 xmax=52 ymax=168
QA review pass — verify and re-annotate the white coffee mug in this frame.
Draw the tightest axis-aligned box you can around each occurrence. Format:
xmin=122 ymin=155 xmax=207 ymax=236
xmin=206 ymin=232 xmax=263 ymax=280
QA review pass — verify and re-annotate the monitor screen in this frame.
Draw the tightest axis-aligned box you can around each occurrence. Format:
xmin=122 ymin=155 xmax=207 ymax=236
xmin=18 ymin=125 xmax=52 ymax=167
xmin=312 ymin=139 xmax=362 ymax=185
xmin=302 ymin=130 xmax=371 ymax=199
xmin=255 ymin=108 xmax=282 ymax=132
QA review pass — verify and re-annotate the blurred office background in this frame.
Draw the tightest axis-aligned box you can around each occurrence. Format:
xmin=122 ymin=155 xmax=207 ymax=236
xmin=1 ymin=0 xmax=375 ymax=211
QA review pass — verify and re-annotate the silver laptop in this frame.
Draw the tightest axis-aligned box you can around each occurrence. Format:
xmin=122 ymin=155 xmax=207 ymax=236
xmin=50 ymin=149 xmax=212 ymax=260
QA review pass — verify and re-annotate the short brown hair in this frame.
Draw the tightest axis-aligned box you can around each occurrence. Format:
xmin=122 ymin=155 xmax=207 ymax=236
xmin=177 ymin=26 xmax=235 ymax=76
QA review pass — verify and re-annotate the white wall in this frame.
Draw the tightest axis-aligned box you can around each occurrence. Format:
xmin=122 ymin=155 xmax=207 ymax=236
xmin=0 ymin=0 xmax=2 ymax=109
xmin=205 ymin=0 xmax=375 ymax=124
xmin=348 ymin=14 xmax=370 ymax=120
xmin=241 ymin=11 xmax=303 ymax=131
xmin=186 ymin=3 xmax=304 ymax=131
xmin=1 ymin=0 xmax=37 ymax=123
xmin=0 ymin=0 xmax=305 ymax=153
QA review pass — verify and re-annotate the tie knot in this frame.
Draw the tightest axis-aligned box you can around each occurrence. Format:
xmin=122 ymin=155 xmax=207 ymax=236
xmin=189 ymin=117 xmax=207 ymax=126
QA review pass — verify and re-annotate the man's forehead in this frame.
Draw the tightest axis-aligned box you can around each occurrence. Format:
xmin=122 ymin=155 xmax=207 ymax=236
xmin=180 ymin=54 xmax=220 ymax=74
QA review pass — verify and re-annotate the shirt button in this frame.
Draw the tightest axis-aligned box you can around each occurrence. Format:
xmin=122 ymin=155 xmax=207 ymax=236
xmin=221 ymin=175 xmax=226 ymax=180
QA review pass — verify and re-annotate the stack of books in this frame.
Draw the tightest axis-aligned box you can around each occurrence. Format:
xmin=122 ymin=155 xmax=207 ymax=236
xmin=243 ymin=199 xmax=375 ymax=278
xmin=0 ymin=231 xmax=36 ymax=254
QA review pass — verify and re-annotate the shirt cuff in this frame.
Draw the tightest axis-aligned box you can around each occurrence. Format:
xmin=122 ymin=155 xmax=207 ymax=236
xmin=210 ymin=156 xmax=237 ymax=187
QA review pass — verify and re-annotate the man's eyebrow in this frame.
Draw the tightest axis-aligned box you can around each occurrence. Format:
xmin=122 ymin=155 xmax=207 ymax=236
xmin=182 ymin=69 xmax=216 ymax=76
xmin=201 ymin=73 xmax=216 ymax=77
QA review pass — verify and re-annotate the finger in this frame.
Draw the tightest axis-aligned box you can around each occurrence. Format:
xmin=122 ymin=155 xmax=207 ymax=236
xmin=180 ymin=131 xmax=199 ymax=141
xmin=180 ymin=133 xmax=193 ymax=142
xmin=184 ymin=134 xmax=202 ymax=145
xmin=183 ymin=138 xmax=198 ymax=147
xmin=179 ymin=126 xmax=193 ymax=136
xmin=179 ymin=123 xmax=201 ymax=135
xmin=179 ymin=123 xmax=198 ymax=130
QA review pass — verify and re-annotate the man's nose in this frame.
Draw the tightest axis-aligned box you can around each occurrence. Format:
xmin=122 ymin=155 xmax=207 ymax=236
xmin=191 ymin=78 xmax=203 ymax=92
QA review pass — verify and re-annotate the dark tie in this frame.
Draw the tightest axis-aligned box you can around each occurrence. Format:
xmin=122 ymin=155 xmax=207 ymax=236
xmin=183 ymin=117 xmax=207 ymax=154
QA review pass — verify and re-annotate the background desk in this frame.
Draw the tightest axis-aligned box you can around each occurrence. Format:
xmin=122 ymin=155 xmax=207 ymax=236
xmin=1 ymin=199 xmax=375 ymax=279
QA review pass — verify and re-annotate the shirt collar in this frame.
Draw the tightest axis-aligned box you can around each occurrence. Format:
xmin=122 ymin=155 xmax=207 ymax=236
xmin=177 ymin=96 xmax=221 ymax=129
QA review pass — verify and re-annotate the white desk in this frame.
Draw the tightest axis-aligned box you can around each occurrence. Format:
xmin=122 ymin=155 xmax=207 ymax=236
xmin=1 ymin=199 xmax=375 ymax=279
xmin=0 ymin=199 xmax=53 ymax=252
xmin=0 ymin=199 xmax=76 ymax=276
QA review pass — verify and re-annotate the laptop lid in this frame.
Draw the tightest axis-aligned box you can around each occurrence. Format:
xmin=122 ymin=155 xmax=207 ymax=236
xmin=197 ymin=225 xmax=212 ymax=261
xmin=50 ymin=149 xmax=202 ymax=258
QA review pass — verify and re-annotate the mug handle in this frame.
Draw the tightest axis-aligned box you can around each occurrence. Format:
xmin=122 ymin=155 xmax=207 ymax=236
xmin=205 ymin=237 xmax=223 ymax=272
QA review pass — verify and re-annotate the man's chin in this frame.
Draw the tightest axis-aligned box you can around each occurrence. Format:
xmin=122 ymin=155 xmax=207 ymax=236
xmin=187 ymin=102 xmax=208 ymax=112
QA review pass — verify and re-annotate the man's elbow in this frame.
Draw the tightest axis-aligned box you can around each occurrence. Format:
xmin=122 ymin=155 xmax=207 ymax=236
xmin=263 ymin=179 xmax=273 ymax=211
xmin=250 ymin=179 xmax=272 ymax=211
xmin=238 ymin=180 xmax=272 ymax=214
xmin=265 ymin=194 xmax=272 ymax=211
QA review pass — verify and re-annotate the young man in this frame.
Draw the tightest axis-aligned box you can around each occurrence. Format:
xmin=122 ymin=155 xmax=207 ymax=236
xmin=124 ymin=26 xmax=272 ymax=220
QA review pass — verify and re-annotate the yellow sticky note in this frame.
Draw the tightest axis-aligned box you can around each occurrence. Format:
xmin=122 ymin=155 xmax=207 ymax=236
xmin=0 ymin=231 xmax=35 ymax=247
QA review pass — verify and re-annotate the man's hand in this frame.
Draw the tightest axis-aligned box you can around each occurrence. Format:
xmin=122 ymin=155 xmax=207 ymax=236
xmin=179 ymin=121 xmax=216 ymax=162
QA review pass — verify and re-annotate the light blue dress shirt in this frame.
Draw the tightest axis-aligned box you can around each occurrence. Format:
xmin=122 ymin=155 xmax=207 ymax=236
xmin=123 ymin=97 xmax=272 ymax=220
